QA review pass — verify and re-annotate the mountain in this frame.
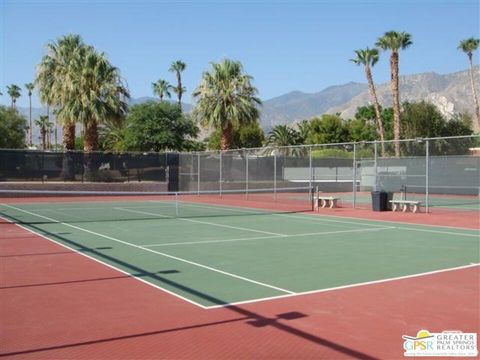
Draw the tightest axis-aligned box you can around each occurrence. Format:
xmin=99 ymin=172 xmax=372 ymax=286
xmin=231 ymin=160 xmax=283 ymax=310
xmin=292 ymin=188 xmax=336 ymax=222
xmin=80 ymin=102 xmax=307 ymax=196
xmin=13 ymin=67 xmax=480 ymax=145
xmin=259 ymin=82 xmax=368 ymax=130
xmin=326 ymin=67 xmax=480 ymax=129
xmin=258 ymin=67 xmax=479 ymax=131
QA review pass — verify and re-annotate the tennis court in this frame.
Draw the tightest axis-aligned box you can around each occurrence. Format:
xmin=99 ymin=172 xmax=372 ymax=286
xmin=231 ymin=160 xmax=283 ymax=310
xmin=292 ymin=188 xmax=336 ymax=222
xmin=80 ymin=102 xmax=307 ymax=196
xmin=2 ymin=193 xmax=478 ymax=309
xmin=1 ymin=135 xmax=479 ymax=358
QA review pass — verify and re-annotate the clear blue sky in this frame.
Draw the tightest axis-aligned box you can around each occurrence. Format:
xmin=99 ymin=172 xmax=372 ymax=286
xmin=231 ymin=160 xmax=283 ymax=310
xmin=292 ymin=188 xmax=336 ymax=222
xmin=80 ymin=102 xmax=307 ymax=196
xmin=1 ymin=0 xmax=479 ymax=108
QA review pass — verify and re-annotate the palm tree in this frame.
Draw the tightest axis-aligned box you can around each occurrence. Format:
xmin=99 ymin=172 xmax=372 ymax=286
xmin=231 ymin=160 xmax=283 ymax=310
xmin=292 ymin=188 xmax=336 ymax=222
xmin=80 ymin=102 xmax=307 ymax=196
xmin=99 ymin=121 xmax=127 ymax=152
xmin=350 ymin=48 xmax=386 ymax=156
xmin=35 ymin=115 xmax=52 ymax=150
xmin=7 ymin=84 xmax=21 ymax=109
xmin=169 ymin=60 xmax=186 ymax=107
xmin=152 ymin=79 xmax=172 ymax=101
xmin=297 ymin=120 xmax=311 ymax=144
xmin=266 ymin=125 xmax=302 ymax=156
xmin=58 ymin=49 xmax=129 ymax=153
xmin=267 ymin=125 xmax=300 ymax=147
xmin=36 ymin=34 xmax=85 ymax=151
xmin=46 ymin=121 xmax=54 ymax=149
xmin=24 ymin=83 xmax=35 ymax=146
xmin=376 ymin=31 xmax=413 ymax=156
xmin=193 ymin=59 xmax=261 ymax=150
xmin=458 ymin=37 xmax=480 ymax=127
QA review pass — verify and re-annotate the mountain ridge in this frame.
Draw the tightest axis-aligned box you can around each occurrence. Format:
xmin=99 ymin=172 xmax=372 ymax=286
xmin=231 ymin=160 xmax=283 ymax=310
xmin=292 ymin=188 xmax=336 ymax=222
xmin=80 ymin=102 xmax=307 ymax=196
xmin=12 ymin=66 xmax=479 ymax=144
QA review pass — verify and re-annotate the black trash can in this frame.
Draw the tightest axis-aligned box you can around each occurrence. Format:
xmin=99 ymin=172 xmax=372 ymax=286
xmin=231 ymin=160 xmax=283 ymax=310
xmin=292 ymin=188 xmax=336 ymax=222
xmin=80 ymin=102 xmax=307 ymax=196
xmin=371 ymin=191 xmax=389 ymax=211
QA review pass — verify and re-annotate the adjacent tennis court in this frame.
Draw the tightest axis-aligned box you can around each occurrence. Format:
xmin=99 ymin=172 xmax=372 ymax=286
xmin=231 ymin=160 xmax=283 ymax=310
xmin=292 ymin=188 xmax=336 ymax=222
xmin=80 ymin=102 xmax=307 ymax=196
xmin=2 ymin=195 xmax=477 ymax=308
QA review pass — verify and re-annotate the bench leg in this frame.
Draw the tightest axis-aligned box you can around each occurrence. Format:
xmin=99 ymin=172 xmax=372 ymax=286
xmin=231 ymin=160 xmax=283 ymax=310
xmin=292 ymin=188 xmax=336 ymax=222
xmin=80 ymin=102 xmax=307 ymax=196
xmin=330 ymin=199 xmax=337 ymax=208
xmin=321 ymin=199 xmax=326 ymax=208
xmin=413 ymin=204 xmax=418 ymax=213
xmin=392 ymin=203 xmax=397 ymax=212
xmin=402 ymin=203 xmax=408 ymax=212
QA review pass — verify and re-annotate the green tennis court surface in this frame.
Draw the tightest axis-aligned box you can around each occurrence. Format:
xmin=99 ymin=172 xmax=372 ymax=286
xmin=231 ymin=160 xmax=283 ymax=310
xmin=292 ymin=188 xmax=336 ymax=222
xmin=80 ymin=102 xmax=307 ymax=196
xmin=1 ymin=200 xmax=478 ymax=308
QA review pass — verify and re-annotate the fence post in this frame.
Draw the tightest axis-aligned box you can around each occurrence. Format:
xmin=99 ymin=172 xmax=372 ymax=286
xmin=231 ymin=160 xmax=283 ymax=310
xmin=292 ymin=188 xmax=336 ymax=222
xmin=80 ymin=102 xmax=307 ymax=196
xmin=425 ymin=139 xmax=429 ymax=213
xmin=309 ymin=146 xmax=313 ymax=201
xmin=197 ymin=153 xmax=200 ymax=195
xmin=219 ymin=151 xmax=222 ymax=196
xmin=245 ymin=150 xmax=249 ymax=199
xmin=353 ymin=143 xmax=357 ymax=208
xmin=273 ymin=152 xmax=277 ymax=200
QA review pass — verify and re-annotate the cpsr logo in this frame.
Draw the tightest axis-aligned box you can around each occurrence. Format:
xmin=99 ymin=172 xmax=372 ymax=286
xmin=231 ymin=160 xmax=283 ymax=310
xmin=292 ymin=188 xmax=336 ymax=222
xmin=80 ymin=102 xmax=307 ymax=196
xmin=403 ymin=330 xmax=478 ymax=357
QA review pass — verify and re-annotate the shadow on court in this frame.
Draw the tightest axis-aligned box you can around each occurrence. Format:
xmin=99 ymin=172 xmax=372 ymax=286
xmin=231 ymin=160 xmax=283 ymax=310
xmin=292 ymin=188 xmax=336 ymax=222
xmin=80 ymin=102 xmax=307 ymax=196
xmin=0 ymin=217 xmax=379 ymax=360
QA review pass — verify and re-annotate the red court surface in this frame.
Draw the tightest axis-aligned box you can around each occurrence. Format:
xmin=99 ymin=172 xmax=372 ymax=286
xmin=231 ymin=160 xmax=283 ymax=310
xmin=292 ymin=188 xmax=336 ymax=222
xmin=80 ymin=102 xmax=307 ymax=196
xmin=1 ymin=217 xmax=478 ymax=359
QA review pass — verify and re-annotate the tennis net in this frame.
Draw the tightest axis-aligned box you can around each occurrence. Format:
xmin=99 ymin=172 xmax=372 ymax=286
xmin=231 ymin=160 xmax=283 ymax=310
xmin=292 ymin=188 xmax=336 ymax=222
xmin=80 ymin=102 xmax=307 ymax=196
xmin=0 ymin=186 xmax=313 ymax=224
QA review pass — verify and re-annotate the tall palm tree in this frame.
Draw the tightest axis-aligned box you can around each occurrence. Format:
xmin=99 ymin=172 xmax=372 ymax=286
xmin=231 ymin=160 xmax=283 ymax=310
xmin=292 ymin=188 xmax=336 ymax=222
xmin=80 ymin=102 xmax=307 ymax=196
xmin=24 ymin=83 xmax=35 ymax=146
xmin=376 ymin=31 xmax=412 ymax=156
xmin=152 ymin=79 xmax=172 ymax=101
xmin=169 ymin=60 xmax=186 ymax=107
xmin=193 ymin=59 xmax=261 ymax=150
xmin=7 ymin=84 xmax=21 ymax=109
xmin=57 ymin=49 xmax=129 ymax=153
xmin=35 ymin=115 xmax=52 ymax=150
xmin=36 ymin=34 xmax=85 ymax=151
xmin=458 ymin=37 xmax=480 ymax=127
xmin=350 ymin=48 xmax=386 ymax=156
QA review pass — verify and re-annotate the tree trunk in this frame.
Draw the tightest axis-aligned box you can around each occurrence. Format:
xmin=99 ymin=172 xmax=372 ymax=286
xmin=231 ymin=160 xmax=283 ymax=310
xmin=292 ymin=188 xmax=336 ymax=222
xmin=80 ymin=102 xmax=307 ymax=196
xmin=390 ymin=52 xmax=401 ymax=157
xmin=29 ymin=96 xmax=32 ymax=146
xmin=83 ymin=121 xmax=99 ymax=181
xmin=365 ymin=65 xmax=386 ymax=156
xmin=468 ymin=54 xmax=480 ymax=128
xmin=220 ymin=122 xmax=233 ymax=150
xmin=63 ymin=122 xmax=76 ymax=150
xmin=41 ymin=129 xmax=46 ymax=150
xmin=61 ymin=122 xmax=76 ymax=181
xmin=177 ymin=72 xmax=182 ymax=108
xmin=83 ymin=121 xmax=98 ymax=152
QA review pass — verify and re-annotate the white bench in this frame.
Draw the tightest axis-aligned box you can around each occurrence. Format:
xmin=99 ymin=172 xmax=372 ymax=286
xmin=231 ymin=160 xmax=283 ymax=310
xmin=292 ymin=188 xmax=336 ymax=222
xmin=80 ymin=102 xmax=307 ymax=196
xmin=314 ymin=196 xmax=340 ymax=209
xmin=389 ymin=200 xmax=422 ymax=213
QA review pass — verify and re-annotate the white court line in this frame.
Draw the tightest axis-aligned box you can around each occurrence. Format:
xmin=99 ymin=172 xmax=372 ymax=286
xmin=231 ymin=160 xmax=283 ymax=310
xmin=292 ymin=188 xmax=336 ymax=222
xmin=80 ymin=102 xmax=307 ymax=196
xmin=115 ymin=207 xmax=286 ymax=237
xmin=206 ymin=263 xmax=480 ymax=309
xmin=142 ymin=234 xmax=283 ymax=247
xmin=0 ymin=214 xmax=208 ymax=309
xmin=142 ymin=226 xmax=395 ymax=247
xmin=1 ymin=204 xmax=294 ymax=295
xmin=397 ymin=227 xmax=479 ymax=238
xmin=162 ymin=200 xmax=479 ymax=233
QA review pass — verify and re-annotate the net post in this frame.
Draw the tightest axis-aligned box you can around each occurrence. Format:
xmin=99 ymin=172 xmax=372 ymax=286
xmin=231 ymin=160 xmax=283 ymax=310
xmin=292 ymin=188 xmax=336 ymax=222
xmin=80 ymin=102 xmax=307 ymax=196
xmin=353 ymin=142 xmax=357 ymax=208
xmin=245 ymin=149 xmax=249 ymax=200
xmin=425 ymin=139 xmax=429 ymax=213
xmin=219 ymin=151 xmax=222 ymax=197
xmin=175 ymin=192 xmax=179 ymax=217
xmin=197 ymin=153 xmax=200 ymax=195
xmin=273 ymin=151 xmax=277 ymax=200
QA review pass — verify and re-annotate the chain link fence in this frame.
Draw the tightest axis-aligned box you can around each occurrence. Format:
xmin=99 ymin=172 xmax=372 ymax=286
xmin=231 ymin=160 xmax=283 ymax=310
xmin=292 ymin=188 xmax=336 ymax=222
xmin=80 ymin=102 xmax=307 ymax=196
xmin=1 ymin=135 xmax=478 ymax=212
xmin=0 ymin=149 xmax=168 ymax=183
xmin=178 ymin=135 xmax=479 ymax=212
